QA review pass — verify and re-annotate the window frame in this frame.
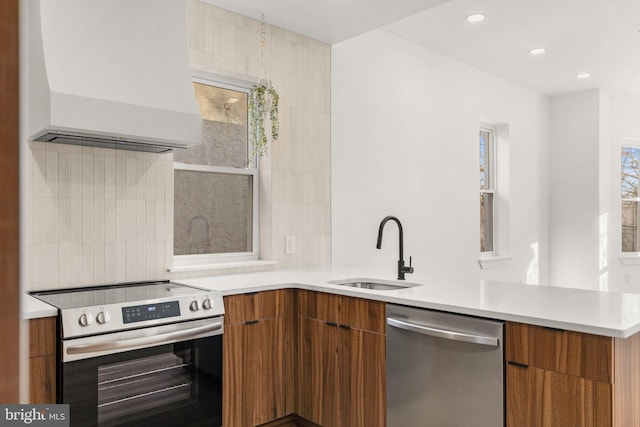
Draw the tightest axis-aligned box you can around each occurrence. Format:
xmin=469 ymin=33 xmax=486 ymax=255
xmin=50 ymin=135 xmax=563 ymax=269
xmin=171 ymin=73 xmax=260 ymax=271
xmin=621 ymin=142 xmax=640 ymax=255
xmin=480 ymin=126 xmax=496 ymax=255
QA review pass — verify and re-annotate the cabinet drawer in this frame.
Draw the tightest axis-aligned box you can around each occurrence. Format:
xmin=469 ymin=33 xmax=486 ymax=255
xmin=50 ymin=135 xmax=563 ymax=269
xmin=224 ymin=290 xmax=288 ymax=325
xmin=341 ymin=296 xmax=385 ymax=333
xmin=506 ymin=322 xmax=613 ymax=383
xmin=298 ymin=290 xmax=385 ymax=334
xmin=298 ymin=291 xmax=341 ymax=324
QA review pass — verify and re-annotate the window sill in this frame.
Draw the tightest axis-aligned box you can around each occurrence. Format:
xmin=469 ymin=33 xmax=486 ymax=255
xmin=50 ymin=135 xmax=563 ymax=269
xmin=478 ymin=255 xmax=512 ymax=269
xmin=169 ymin=259 xmax=278 ymax=273
xmin=620 ymin=253 xmax=640 ymax=265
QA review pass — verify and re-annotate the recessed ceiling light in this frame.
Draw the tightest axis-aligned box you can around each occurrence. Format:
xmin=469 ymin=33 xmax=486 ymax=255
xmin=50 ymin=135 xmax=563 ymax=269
xmin=576 ymin=73 xmax=592 ymax=79
xmin=466 ymin=13 xmax=486 ymax=23
xmin=529 ymin=47 xmax=547 ymax=55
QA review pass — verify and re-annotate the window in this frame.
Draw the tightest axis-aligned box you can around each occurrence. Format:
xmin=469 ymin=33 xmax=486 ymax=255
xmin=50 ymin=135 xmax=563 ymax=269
xmin=172 ymin=78 xmax=259 ymax=269
xmin=480 ymin=128 xmax=495 ymax=253
xmin=621 ymin=145 xmax=640 ymax=252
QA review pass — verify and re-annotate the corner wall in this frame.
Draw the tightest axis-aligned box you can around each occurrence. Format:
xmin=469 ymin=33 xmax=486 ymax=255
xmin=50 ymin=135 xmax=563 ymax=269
xmin=331 ymin=29 xmax=549 ymax=284
xmin=548 ymin=90 xmax=602 ymax=289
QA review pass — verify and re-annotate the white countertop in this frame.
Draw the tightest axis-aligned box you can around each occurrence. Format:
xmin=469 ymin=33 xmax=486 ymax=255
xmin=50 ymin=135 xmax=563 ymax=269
xmin=22 ymin=266 xmax=640 ymax=338
xmin=23 ymin=294 xmax=58 ymax=318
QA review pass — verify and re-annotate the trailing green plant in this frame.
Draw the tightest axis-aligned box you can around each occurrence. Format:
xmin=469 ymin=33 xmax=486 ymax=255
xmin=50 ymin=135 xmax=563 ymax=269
xmin=249 ymin=84 xmax=279 ymax=158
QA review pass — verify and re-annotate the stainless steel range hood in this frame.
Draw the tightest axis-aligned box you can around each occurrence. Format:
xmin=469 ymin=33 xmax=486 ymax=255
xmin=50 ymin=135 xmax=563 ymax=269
xmin=27 ymin=0 xmax=201 ymax=152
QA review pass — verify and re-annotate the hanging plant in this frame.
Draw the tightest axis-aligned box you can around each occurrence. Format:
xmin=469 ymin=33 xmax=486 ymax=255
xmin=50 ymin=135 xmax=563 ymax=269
xmin=249 ymin=84 xmax=279 ymax=158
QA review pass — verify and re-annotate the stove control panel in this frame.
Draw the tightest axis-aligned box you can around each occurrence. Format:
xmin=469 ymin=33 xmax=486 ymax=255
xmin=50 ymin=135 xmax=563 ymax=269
xmin=61 ymin=289 xmax=225 ymax=338
xmin=123 ymin=301 xmax=181 ymax=324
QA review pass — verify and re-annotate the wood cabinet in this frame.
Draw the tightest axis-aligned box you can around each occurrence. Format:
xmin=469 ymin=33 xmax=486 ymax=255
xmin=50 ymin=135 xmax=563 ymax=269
xmin=297 ymin=291 xmax=385 ymax=427
xmin=223 ymin=290 xmax=295 ymax=427
xmin=506 ymin=322 xmax=640 ymax=427
xmin=29 ymin=317 xmax=57 ymax=404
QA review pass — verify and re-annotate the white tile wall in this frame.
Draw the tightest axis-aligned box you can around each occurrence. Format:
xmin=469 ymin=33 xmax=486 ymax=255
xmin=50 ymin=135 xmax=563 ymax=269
xmin=187 ymin=0 xmax=332 ymax=269
xmin=25 ymin=142 xmax=173 ymax=290
xmin=24 ymin=2 xmax=331 ymax=290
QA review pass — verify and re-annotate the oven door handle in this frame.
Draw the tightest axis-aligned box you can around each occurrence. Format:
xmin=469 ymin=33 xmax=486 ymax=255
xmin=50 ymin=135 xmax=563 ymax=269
xmin=66 ymin=322 xmax=223 ymax=356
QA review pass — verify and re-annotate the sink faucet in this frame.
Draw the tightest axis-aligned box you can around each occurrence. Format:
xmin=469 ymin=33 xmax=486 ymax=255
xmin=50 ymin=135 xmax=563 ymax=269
xmin=376 ymin=215 xmax=414 ymax=280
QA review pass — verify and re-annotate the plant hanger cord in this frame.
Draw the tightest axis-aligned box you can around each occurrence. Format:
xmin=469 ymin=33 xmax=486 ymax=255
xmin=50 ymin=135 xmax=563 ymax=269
xmin=257 ymin=13 xmax=271 ymax=89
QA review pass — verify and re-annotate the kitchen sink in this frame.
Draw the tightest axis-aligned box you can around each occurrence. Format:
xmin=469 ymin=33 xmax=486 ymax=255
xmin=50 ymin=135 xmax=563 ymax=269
xmin=328 ymin=278 xmax=421 ymax=291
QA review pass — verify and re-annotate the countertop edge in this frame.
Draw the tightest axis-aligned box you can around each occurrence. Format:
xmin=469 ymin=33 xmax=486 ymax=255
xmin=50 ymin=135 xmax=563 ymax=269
xmin=22 ymin=295 xmax=58 ymax=320
xmin=21 ymin=268 xmax=640 ymax=339
xmin=213 ymin=282 xmax=640 ymax=339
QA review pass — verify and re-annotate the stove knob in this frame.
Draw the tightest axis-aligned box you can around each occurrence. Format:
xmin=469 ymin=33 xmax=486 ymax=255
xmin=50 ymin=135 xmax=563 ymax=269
xmin=96 ymin=310 xmax=111 ymax=324
xmin=189 ymin=300 xmax=200 ymax=312
xmin=202 ymin=298 xmax=212 ymax=310
xmin=79 ymin=312 xmax=94 ymax=327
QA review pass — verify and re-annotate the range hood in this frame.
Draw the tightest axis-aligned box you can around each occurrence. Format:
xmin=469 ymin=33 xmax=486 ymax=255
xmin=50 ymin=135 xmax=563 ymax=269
xmin=28 ymin=0 xmax=201 ymax=153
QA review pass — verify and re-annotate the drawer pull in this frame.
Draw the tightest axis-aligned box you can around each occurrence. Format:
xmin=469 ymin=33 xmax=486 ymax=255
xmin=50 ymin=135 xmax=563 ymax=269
xmin=508 ymin=361 xmax=529 ymax=369
xmin=338 ymin=324 xmax=351 ymax=330
xmin=245 ymin=320 xmax=259 ymax=325
xmin=326 ymin=321 xmax=337 ymax=327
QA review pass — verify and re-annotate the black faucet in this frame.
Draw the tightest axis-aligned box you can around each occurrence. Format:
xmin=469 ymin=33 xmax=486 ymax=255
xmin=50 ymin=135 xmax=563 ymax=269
xmin=376 ymin=215 xmax=414 ymax=280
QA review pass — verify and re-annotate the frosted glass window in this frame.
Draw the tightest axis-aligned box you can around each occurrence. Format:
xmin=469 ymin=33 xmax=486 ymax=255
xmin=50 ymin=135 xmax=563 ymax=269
xmin=173 ymin=80 xmax=257 ymax=261
xmin=174 ymin=170 xmax=252 ymax=255
xmin=174 ymin=83 xmax=248 ymax=168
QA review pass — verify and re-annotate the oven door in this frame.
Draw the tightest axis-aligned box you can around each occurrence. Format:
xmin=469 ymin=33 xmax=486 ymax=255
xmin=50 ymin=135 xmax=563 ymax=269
xmin=60 ymin=320 xmax=223 ymax=427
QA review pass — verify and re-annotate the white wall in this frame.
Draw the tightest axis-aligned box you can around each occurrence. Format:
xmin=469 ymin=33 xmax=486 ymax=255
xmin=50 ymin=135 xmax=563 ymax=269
xmin=546 ymin=90 xmax=640 ymax=293
xmin=548 ymin=90 xmax=602 ymax=289
xmin=331 ymin=29 xmax=549 ymax=284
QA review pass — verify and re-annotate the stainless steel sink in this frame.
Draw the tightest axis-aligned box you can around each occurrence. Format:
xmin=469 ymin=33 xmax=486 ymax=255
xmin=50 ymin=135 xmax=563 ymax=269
xmin=328 ymin=278 xmax=421 ymax=291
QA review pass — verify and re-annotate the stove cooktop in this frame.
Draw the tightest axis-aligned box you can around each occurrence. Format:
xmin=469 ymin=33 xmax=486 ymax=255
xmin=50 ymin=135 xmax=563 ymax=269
xmin=31 ymin=280 xmax=224 ymax=339
xmin=31 ymin=281 xmax=208 ymax=309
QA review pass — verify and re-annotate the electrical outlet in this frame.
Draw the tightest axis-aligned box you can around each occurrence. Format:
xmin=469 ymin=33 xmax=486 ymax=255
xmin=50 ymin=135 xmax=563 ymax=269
xmin=285 ymin=235 xmax=296 ymax=255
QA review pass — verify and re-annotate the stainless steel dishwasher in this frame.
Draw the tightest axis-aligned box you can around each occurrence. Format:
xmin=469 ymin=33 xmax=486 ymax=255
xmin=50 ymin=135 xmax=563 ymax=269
xmin=386 ymin=304 xmax=504 ymax=427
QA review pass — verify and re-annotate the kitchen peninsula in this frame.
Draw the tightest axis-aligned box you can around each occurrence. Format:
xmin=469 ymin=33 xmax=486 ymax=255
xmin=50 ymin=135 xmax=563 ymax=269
xmin=24 ymin=266 xmax=640 ymax=426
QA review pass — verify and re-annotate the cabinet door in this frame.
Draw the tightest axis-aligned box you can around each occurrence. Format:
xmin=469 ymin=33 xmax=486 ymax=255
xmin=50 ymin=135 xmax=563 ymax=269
xmin=297 ymin=317 xmax=341 ymax=426
xmin=224 ymin=317 xmax=290 ymax=427
xmin=297 ymin=320 xmax=386 ymax=427
xmin=506 ymin=364 xmax=612 ymax=427
xmin=29 ymin=317 xmax=56 ymax=404
xmin=346 ymin=328 xmax=386 ymax=427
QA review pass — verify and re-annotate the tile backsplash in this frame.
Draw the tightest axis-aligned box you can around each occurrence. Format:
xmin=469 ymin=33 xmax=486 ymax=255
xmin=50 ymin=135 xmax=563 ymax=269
xmin=24 ymin=142 xmax=174 ymax=290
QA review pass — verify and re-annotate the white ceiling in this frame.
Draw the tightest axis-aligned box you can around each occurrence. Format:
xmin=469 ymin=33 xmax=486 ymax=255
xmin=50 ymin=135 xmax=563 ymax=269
xmin=203 ymin=0 xmax=640 ymax=95
xmin=201 ymin=0 xmax=450 ymax=45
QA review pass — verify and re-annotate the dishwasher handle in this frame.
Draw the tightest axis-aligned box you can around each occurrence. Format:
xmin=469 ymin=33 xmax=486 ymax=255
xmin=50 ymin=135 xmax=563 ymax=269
xmin=386 ymin=316 xmax=499 ymax=347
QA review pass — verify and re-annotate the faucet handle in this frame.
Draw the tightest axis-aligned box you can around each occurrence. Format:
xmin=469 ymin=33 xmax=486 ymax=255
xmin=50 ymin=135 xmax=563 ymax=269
xmin=402 ymin=256 xmax=414 ymax=275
